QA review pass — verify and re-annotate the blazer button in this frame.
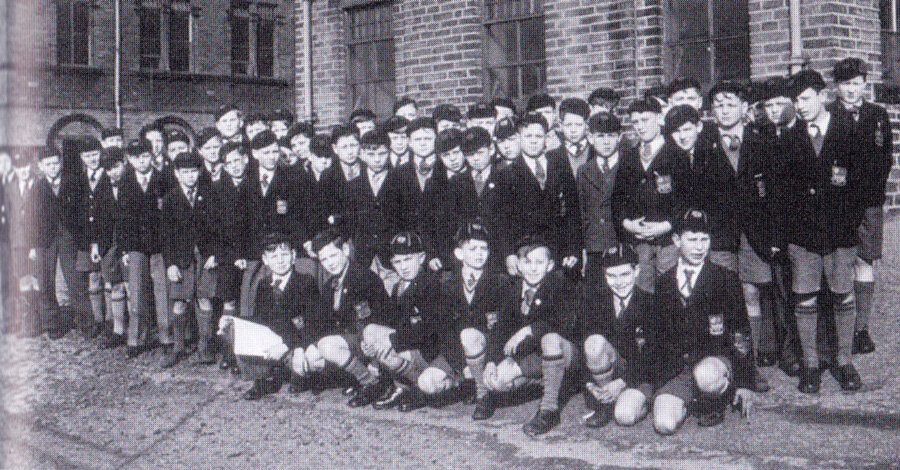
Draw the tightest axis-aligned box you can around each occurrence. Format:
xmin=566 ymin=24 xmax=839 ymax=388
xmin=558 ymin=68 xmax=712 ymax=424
xmin=809 ymin=188 xmax=816 ymax=195
xmin=89 ymin=216 xmax=94 ymax=222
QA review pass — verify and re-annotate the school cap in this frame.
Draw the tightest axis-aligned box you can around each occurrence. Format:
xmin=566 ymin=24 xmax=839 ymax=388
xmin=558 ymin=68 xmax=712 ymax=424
xmin=172 ymin=150 xmax=203 ymax=169
xmin=787 ymin=70 xmax=827 ymax=99
xmin=432 ymin=104 xmax=462 ymax=124
xmin=675 ymin=208 xmax=711 ymax=234
xmin=667 ymin=78 xmax=702 ymax=97
xmin=518 ymin=112 xmax=549 ymax=132
xmin=436 ymin=128 xmax=463 ymax=154
xmin=468 ymin=102 xmax=497 ymax=120
xmin=287 ymin=121 xmax=315 ymax=141
xmin=515 ymin=234 xmax=551 ymax=258
xmin=627 ymin=98 xmax=662 ymax=114
xmin=708 ymin=80 xmax=747 ymax=103
xmin=219 ymin=141 xmax=247 ymax=159
xmin=494 ymin=117 xmax=518 ymax=141
xmin=101 ymin=127 xmax=123 ymax=140
xmin=360 ymin=129 xmax=390 ymax=148
xmin=214 ymin=104 xmax=240 ymax=122
xmin=76 ymin=136 xmax=103 ymax=154
xmin=390 ymin=231 xmax=425 ymax=255
xmin=349 ymin=108 xmax=377 ymax=123
xmin=587 ymin=112 xmax=622 ymax=134
xmin=599 ymin=243 xmax=639 ymax=268
xmin=664 ymin=105 xmax=701 ymax=134
xmin=100 ymin=147 xmax=126 ymax=169
xmin=491 ymin=97 xmax=517 ymax=113
xmin=383 ymin=115 xmax=410 ymax=134
xmin=263 ymin=232 xmax=293 ymax=251
xmin=588 ymin=88 xmax=620 ymax=106
xmin=833 ymin=58 xmax=867 ymax=83
xmin=407 ymin=117 xmax=437 ymax=136
xmin=455 ymin=220 xmax=490 ymax=246
xmin=249 ymin=129 xmax=278 ymax=150
xmin=167 ymin=129 xmax=190 ymax=145
xmin=125 ymin=138 xmax=151 ymax=156
xmin=559 ymin=98 xmax=591 ymax=121
xmin=526 ymin=93 xmax=556 ymax=112
xmin=269 ymin=108 xmax=294 ymax=123
xmin=461 ymin=126 xmax=492 ymax=155
xmin=196 ymin=127 xmax=221 ymax=147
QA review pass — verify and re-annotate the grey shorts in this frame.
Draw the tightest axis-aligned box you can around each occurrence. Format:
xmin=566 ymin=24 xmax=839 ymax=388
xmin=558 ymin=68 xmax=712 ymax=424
xmin=738 ymin=234 xmax=772 ymax=284
xmin=787 ymin=244 xmax=856 ymax=295
xmin=632 ymin=243 xmax=678 ymax=293
xmin=100 ymin=245 xmax=124 ymax=284
xmin=857 ymin=206 xmax=883 ymax=262
xmin=709 ymin=250 xmax=739 ymax=273
xmin=405 ymin=350 xmax=462 ymax=381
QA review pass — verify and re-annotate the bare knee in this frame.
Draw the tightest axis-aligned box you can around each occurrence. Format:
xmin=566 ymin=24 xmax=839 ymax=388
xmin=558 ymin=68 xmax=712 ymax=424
xmin=317 ymin=335 xmax=350 ymax=364
xmin=460 ymin=328 xmax=487 ymax=356
xmin=417 ymin=368 xmax=450 ymax=395
xmin=305 ymin=345 xmax=325 ymax=372
xmin=493 ymin=359 xmax=523 ymax=392
xmin=110 ymin=283 xmax=127 ymax=301
xmin=540 ymin=332 xmax=564 ymax=357
xmin=172 ymin=300 xmax=188 ymax=316
xmin=584 ymin=334 xmax=615 ymax=372
xmin=197 ymin=298 xmax=213 ymax=311
xmin=614 ymin=389 xmax=647 ymax=426
xmin=693 ymin=357 xmax=730 ymax=394
xmin=653 ymin=394 xmax=687 ymax=435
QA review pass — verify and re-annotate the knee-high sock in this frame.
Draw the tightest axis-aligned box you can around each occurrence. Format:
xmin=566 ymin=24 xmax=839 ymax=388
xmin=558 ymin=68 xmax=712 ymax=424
xmin=195 ymin=304 xmax=213 ymax=352
xmin=89 ymin=289 xmax=105 ymax=324
xmin=757 ymin=283 xmax=776 ymax=354
xmin=854 ymin=281 xmax=874 ymax=332
xmin=171 ymin=312 xmax=187 ymax=353
xmin=795 ymin=303 xmax=819 ymax=368
xmin=466 ymin=351 xmax=488 ymax=398
xmin=343 ymin=355 xmax=377 ymax=386
xmin=395 ymin=355 xmax=425 ymax=386
xmin=834 ymin=299 xmax=857 ymax=366
xmin=111 ymin=293 xmax=126 ymax=336
xmin=540 ymin=354 xmax=566 ymax=411
xmin=590 ymin=367 xmax=615 ymax=387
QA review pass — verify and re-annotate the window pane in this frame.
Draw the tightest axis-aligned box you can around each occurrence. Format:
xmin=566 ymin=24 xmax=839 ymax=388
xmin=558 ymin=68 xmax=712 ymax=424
xmin=485 ymin=22 xmax=518 ymax=65
xmin=257 ymin=18 xmax=275 ymax=77
xmin=521 ymin=62 xmax=545 ymax=97
xmin=669 ymin=0 xmax=708 ymax=41
xmin=140 ymin=9 xmax=161 ymax=69
xmin=57 ymin=2 xmax=72 ymax=64
xmin=521 ymin=17 xmax=545 ymax=62
xmin=671 ymin=42 xmax=711 ymax=85
xmin=346 ymin=2 xmax=395 ymax=119
xmin=883 ymin=30 xmax=900 ymax=86
xmin=169 ymin=11 xmax=190 ymax=72
xmin=230 ymin=5 xmax=249 ymax=75
xmin=487 ymin=66 xmax=519 ymax=100
xmin=713 ymin=37 xmax=749 ymax=82
xmin=712 ymin=0 xmax=749 ymax=38
xmin=72 ymin=2 xmax=90 ymax=65
xmin=376 ymin=40 xmax=394 ymax=79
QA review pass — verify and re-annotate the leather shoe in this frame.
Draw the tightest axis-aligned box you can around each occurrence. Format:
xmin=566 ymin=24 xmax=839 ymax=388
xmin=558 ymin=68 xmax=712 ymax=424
xmin=778 ymin=356 xmax=801 ymax=378
xmin=584 ymin=402 xmax=614 ymax=429
xmin=48 ymin=329 xmax=67 ymax=340
xmin=126 ymin=345 xmax=144 ymax=359
xmin=472 ymin=394 xmax=496 ymax=421
xmin=197 ymin=348 xmax=216 ymax=365
xmin=348 ymin=383 xmax=381 ymax=408
xmin=756 ymin=352 xmax=776 ymax=367
xmin=397 ymin=388 xmax=427 ymax=412
xmin=343 ymin=385 xmax=358 ymax=397
xmin=243 ymin=380 xmax=277 ymax=400
xmin=831 ymin=363 xmax=862 ymax=391
xmin=373 ymin=383 xmax=406 ymax=410
xmin=160 ymin=350 xmax=186 ymax=369
xmin=89 ymin=322 xmax=104 ymax=339
xmin=853 ymin=330 xmax=875 ymax=355
xmin=798 ymin=366 xmax=821 ymax=394
xmin=753 ymin=369 xmax=770 ymax=393
xmin=523 ymin=409 xmax=560 ymax=436
xmin=101 ymin=332 xmax=125 ymax=349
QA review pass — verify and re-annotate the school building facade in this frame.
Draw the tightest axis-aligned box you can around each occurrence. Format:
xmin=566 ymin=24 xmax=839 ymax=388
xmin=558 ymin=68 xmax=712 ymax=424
xmin=294 ymin=0 xmax=900 ymax=209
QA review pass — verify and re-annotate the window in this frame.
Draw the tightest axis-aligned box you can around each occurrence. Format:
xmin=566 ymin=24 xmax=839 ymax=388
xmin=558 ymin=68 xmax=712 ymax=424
xmin=139 ymin=0 xmax=192 ymax=72
xmin=57 ymin=0 xmax=91 ymax=66
xmin=230 ymin=2 xmax=251 ymax=74
xmin=665 ymin=0 xmax=749 ymax=86
xmin=483 ymin=0 xmax=546 ymax=101
xmin=880 ymin=0 xmax=900 ymax=99
xmin=346 ymin=2 xmax=396 ymax=118
xmin=256 ymin=5 xmax=276 ymax=77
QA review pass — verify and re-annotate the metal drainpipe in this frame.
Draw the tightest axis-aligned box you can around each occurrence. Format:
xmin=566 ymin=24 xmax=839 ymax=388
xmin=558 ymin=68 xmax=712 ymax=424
xmin=114 ymin=0 xmax=122 ymax=127
xmin=303 ymin=0 xmax=314 ymax=123
xmin=632 ymin=0 xmax=640 ymax=98
xmin=789 ymin=0 xmax=804 ymax=73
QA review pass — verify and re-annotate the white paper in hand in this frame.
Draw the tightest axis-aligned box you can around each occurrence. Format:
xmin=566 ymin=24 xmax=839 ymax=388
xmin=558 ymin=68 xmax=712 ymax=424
xmin=221 ymin=315 xmax=288 ymax=358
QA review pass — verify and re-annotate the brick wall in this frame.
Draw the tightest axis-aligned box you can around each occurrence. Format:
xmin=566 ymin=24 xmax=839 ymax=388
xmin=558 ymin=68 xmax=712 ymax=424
xmin=294 ymin=0 xmax=346 ymax=127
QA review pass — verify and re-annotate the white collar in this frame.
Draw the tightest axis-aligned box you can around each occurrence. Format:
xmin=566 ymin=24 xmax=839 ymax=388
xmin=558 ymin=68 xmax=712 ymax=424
xmin=809 ymin=112 xmax=831 ymax=135
xmin=271 ymin=271 xmax=292 ymax=291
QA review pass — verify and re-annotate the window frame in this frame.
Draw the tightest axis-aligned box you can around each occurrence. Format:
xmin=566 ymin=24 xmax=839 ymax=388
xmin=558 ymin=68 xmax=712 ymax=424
xmin=344 ymin=1 xmax=396 ymax=119
xmin=879 ymin=0 xmax=900 ymax=102
xmin=137 ymin=0 xmax=195 ymax=73
xmin=57 ymin=0 xmax=93 ymax=67
xmin=663 ymin=0 xmax=750 ymax=88
xmin=229 ymin=1 xmax=280 ymax=78
xmin=481 ymin=0 xmax=547 ymax=103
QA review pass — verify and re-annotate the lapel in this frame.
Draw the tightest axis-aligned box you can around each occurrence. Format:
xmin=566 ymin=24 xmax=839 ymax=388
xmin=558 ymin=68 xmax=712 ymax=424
xmin=514 ymin=156 xmax=543 ymax=191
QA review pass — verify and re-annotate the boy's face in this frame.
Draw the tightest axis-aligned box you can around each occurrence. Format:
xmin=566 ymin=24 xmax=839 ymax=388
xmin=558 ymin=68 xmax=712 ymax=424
xmin=468 ymin=118 xmax=496 ymax=136
xmin=388 ymin=131 xmax=409 ymax=155
xmin=129 ymin=152 xmax=154 ymax=174
xmin=837 ymin=76 xmax=865 ymax=106
xmin=332 ymin=135 xmax=361 ymax=165
xmin=309 ymin=151 xmax=333 ymax=173
xmin=290 ymin=134 xmax=311 ymax=158
xmin=223 ymin=150 xmax=248 ymax=179
xmin=535 ymin=106 xmax=556 ymax=128
xmin=360 ymin=145 xmax=390 ymax=173
xmin=764 ymin=97 xmax=794 ymax=126
xmin=144 ymin=131 xmax=165 ymax=155
xmin=391 ymin=252 xmax=426 ymax=281
xmin=216 ymin=111 xmax=243 ymax=138
xmin=604 ymin=263 xmax=639 ymax=299
xmin=630 ymin=111 xmax=662 ymax=143
xmin=496 ymin=106 xmax=515 ymax=121
xmin=355 ymin=120 xmax=376 ymax=137
xmin=107 ymin=162 xmax=126 ymax=183
xmin=176 ymin=167 xmax=200 ymax=188
xmin=245 ymin=121 xmax=268 ymax=141
xmin=465 ymin=146 xmax=493 ymax=172
xmin=102 ymin=136 xmax=123 ymax=149
xmin=712 ymin=93 xmax=747 ymax=129
xmin=80 ymin=150 xmax=101 ymax=171
xmin=561 ymin=113 xmax=588 ymax=144
xmin=794 ymin=87 xmax=824 ymax=122
xmin=271 ymin=120 xmax=289 ymax=139
xmin=40 ymin=156 xmax=63 ymax=179
xmin=589 ymin=132 xmax=621 ymax=158
xmin=673 ymin=230 xmax=711 ymax=266
xmin=263 ymin=245 xmax=296 ymax=277
xmin=437 ymin=120 xmax=458 ymax=134
xmin=517 ymin=247 xmax=554 ymax=286
xmin=440 ymin=147 xmax=466 ymax=173
xmin=396 ymin=104 xmax=418 ymax=122
xmin=167 ymin=141 xmax=189 ymax=159
xmin=199 ymin=136 xmax=223 ymax=164
xmin=670 ymin=121 xmax=702 ymax=152
xmin=409 ymin=129 xmax=436 ymax=157
xmin=317 ymin=242 xmax=350 ymax=277
xmin=455 ymin=239 xmax=490 ymax=271
xmin=253 ymin=142 xmax=281 ymax=170
xmin=669 ymin=88 xmax=703 ymax=111
xmin=520 ymin=123 xmax=547 ymax=157
xmin=497 ymin=134 xmax=520 ymax=160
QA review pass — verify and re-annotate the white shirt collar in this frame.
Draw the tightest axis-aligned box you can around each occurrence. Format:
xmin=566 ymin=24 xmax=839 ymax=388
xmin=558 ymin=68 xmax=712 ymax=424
xmin=259 ymin=167 xmax=275 ymax=183
xmin=522 ymin=154 xmax=547 ymax=175
xmin=809 ymin=111 xmax=831 ymax=136
xmin=676 ymin=259 xmax=704 ymax=290
xmin=597 ymin=152 xmax=618 ymax=172
xmin=272 ymin=271 xmax=292 ymax=291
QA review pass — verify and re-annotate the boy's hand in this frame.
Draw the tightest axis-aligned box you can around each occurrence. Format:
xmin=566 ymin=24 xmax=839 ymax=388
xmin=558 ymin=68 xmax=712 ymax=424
xmin=504 ymin=327 xmax=532 ymax=356
xmin=733 ymin=388 xmax=754 ymax=422
xmin=483 ymin=361 xmax=499 ymax=391
xmin=505 ymin=255 xmax=519 ymax=276
xmin=428 ymin=258 xmax=443 ymax=271
xmin=596 ymin=378 xmax=627 ymax=404
xmin=622 ymin=217 xmax=647 ymax=235
xmin=234 ymin=259 xmax=247 ymax=270
xmin=167 ymin=265 xmax=182 ymax=283
xmin=562 ymin=256 xmax=579 ymax=269
xmin=90 ymin=243 xmax=102 ymax=263
xmin=303 ymin=241 xmax=315 ymax=259
xmin=263 ymin=343 xmax=289 ymax=362
xmin=121 ymin=253 xmax=129 ymax=267
xmin=204 ymin=256 xmax=217 ymax=270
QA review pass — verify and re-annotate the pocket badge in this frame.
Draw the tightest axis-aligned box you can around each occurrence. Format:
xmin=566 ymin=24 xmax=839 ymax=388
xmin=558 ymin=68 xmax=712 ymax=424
xmin=157 ymin=197 xmax=164 ymax=211
xmin=831 ymin=166 xmax=847 ymax=187
xmin=709 ymin=315 xmax=724 ymax=336
xmin=655 ymin=174 xmax=673 ymax=194
xmin=635 ymin=326 xmax=646 ymax=349
xmin=485 ymin=311 xmax=499 ymax=329
xmin=293 ymin=316 xmax=305 ymax=330
xmin=410 ymin=315 xmax=422 ymax=325
xmin=354 ymin=301 xmax=372 ymax=320
xmin=754 ymin=173 xmax=766 ymax=198
xmin=276 ymin=199 xmax=288 ymax=215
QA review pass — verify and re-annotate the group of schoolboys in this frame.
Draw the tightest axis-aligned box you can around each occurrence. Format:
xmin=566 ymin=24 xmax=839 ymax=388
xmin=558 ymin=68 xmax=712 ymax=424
xmin=0 ymin=56 xmax=888 ymax=437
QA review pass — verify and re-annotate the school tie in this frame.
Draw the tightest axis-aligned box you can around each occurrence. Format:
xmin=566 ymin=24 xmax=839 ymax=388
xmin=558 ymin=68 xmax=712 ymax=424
xmin=617 ymin=295 xmax=627 ymax=313
xmin=533 ymin=159 xmax=546 ymax=189
xmin=89 ymin=170 xmax=99 ymax=191
xmin=417 ymin=158 xmax=432 ymax=176
xmin=347 ymin=163 xmax=360 ymax=181
xmin=807 ymin=123 xmax=820 ymax=139
xmin=473 ymin=170 xmax=486 ymax=196
xmin=640 ymin=143 xmax=652 ymax=160
xmin=567 ymin=142 xmax=583 ymax=157
xmin=845 ymin=105 xmax=859 ymax=121
xmin=50 ymin=177 xmax=61 ymax=196
xmin=465 ymin=272 xmax=478 ymax=293
xmin=808 ymin=124 xmax=824 ymax=155
xmin=723 ymin=134 xmax=741 ymax=152
xmin=522 ymin=288 xmax=536 ymax=315
xmin=599 ymin=157 xmax=610 ymax=174
xmin=261 ymin=173 xmax=270 ymax=196
xmin=681 ymin=269 xmax=695 ymax=299
xmin=187 ymin=189 xmax=196 ymax=208
xmin=395 ymin=279 xmax=410 ymax=297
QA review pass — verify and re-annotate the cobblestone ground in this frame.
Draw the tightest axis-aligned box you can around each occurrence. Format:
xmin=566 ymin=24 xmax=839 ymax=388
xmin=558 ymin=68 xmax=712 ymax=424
xmin=2 ymin=219 xmax=899 ymax=469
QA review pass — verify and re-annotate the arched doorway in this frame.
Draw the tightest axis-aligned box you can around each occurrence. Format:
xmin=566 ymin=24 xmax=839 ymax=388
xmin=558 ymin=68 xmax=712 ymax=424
xmin=46 ymin=113 xmax=103 ymax=175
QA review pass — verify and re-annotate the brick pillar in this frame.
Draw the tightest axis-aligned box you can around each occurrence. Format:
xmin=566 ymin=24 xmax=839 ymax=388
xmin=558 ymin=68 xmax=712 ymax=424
xmin=294 ymin=0 xmax=347 ymax=128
